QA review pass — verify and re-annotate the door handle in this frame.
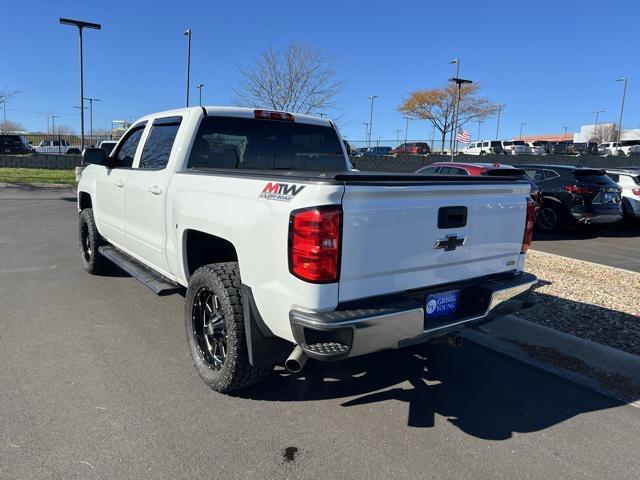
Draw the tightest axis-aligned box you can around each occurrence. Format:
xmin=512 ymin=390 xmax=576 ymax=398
xmin=115 ymin=180 xmax=125 ymax=188
xmin=148 ymin=185 xmax=163 ymax=195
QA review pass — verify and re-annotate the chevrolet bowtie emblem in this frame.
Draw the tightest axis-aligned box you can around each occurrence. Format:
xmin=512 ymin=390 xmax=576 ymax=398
xmin=434 ymin=234 xmax=466 ymax=251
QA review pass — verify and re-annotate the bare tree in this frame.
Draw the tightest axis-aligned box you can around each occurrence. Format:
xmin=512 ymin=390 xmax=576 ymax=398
xmin=398 ymin=83 xmax=499 ymax=151
xmin=591 ymin=123 xmax=618 ymax=143
xmin=0 ymin=89 xmax=22 ymax=132
xmin=0 ymin=119 xmax=25 ymax=132
xmin=232 ymin=42 xmax=343 ymax=114
xmin=53 ymin=124 xmax=76 ymax=135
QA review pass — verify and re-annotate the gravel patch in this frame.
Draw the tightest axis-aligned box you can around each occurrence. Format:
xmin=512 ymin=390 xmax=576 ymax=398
xmin=517 ymin=250 xmax=640 ymax=355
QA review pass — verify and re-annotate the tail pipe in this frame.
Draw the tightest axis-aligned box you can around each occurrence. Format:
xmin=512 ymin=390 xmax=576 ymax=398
xmin=445 ymin=334 xmax=463 ymax=348
xmin=285 ymin=345 xmax=308 ymax=373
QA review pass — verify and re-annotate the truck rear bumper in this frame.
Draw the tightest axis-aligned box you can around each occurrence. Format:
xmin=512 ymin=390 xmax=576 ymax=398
xmin=289 ymin=272 xmax=537 ymax=361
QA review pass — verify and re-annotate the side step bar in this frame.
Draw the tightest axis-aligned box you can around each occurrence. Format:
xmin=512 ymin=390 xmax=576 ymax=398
xmin=98 ymin=245 xmax=182 ymax=296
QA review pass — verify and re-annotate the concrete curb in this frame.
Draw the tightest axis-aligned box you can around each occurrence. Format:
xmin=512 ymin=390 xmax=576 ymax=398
xmin=474 ymin=315 xmax=640 ymax=382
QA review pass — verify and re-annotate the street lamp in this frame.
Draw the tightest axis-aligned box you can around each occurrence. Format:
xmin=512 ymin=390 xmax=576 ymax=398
xmin=591 ymin=110 xmax=604 ymax=141
xmin=59 ymin=18 xmax=101 ymax=154
xmin=362 ymin=122 xmax=369 ymax=146
xmin=477 ymin=120 xmax=483 ymax=142
xmin=197 ymin=83 xmax=204 ymax=106
xmin=394 ymin=129 xmax=402 ymax=147
xmin=51 ymin=114 xmax=60 ymax=154
xmin=448 ymin=76 xmax=473 ymax=160
xmin=563 ymin=126 xmax=568 ymax=140
xmin=403 ymin=116 xmax=411 ymax=146
xmin=449 ymin=59 xmax=460 ymax=152
xmin=495 ymin=103 xmax=506 ymax=140
xmin=83 ymin=97 xmax=100 ymax=145
xmin=519 ymin=122 xmax=527 ymax=139
xmin=616 ymin=77 xmax=627 ymax=144
xmin=316 ymin=112 xmax=327 ymax=118
xmin=184 ymin=29 xmax=192 ymax=107
xmin=367 ymin=95 xmax=378 ymax=147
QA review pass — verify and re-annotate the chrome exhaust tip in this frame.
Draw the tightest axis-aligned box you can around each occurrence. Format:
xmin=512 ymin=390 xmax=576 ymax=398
xmin=285 ymin=345 xmax=308 ymax=373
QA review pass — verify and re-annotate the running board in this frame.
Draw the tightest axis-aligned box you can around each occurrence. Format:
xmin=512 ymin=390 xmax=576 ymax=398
xmin=98 ymin=245 xmax=182 ymax=296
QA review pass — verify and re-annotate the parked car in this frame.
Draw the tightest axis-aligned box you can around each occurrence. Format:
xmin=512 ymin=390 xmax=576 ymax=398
xmin=571 ymin=142 xmax=599 ymax=155
xmin=598 ymin=142 xmax=623 ymax=156
xmin=352 ymin=147 xmax=369 ymax=157
xmin=364 ymin=146 xmax=393 ymax=155
xmin=415 ymin=161 xmax=541 ymax=207
xmin=527 ymin=142 xmax=546 ymax=155
xmin=550 ymin=141 xmax=572 ymax=155
xmin=502 ymin=140 xmax=527 ymax=155
xmin=98 ymin=140 xmax=118 ymax=156
xmin=0 ymin=134 xmax=32 ymax=154
xmin=77 ymin=106 xmax=537 ymax=393
xmin=461 ymin=140 xmax=503 ymax=155
xmin=519 ymin=164 xmax=623 ymax=231
xmin=390 ymin=142 xmax=431 ymax=155
xmin=531 ymin=140 xmax=552 ymax=154
xmin=607 ymin=169 xmax=640 ymax=219
xmin=628 ymin=145 xmax=640 ymax=156
xmin=34 ymin=139 xmax=82 ymax=155
xmin=618 ymin=140 xmax=640 ymax=156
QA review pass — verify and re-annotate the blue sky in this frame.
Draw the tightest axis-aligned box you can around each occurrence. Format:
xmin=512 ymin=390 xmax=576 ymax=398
xmin=2 ymin=0 xmax=638 ymax=143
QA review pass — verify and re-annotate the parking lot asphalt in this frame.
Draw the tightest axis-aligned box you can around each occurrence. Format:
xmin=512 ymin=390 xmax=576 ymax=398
xmin=1 ymin=187 xmax=639 ymax=480
xmin=532 ymin=222 xmax=640 ymax=272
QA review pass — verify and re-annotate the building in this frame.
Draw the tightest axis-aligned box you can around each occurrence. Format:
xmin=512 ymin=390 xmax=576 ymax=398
xmin=515 ymin=133 xmax=574 ymax=142
xmin=574 ymin=123 xmax=640 ymax=143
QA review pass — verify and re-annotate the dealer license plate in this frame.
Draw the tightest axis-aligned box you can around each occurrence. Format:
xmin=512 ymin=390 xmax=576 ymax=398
xmin=425 ymin=289 xmax=460 ymax=320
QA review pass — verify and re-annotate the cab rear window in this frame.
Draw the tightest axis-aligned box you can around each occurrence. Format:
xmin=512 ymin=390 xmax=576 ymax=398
xmin=187 ymin=117 xmax=347 ymax=171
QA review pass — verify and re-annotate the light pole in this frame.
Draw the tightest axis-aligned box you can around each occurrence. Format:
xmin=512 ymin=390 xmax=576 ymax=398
xmin=449 ymin=59 xmax=460 ymax=153
xmin=519 ymin=122 xmax=526 ymax=139
xmin=403 ymin=116 xmax=411 ymax=146
xmin=184 ymin=29 xmax=192 ymax=107
xmin=59 ymin=18 xmax=101 ymax=155
xmin=51 ymin=115 xmax=60 ymax=154
xmin=83 ymin=97 xmax=100 ymax=145
xmin=367 ymin=95 xmax=378 ymax=148
xmin=448 ymin=76 xmax=473 ymax=160
xmin=430 ymin=125 xmax=436 ymax=153
xmin=616 ymin=77 xmax=627 ymax=144
xmin=197 ymin=83 xmax=204 ymax=106
xmin=362 ymin=122 xmax=369 ymax=146
xmin=477 ymin=120 xmax=483 ymax=141
xmin=495 ymin=103 xmax=506 ymax=140
xmin=562 ymin=126 xmax=569 ymax=141
xmin=316 ymin=112 xmax=327 ymax=118
xmin=394 ymin=129 xmax=402 ymax=147
xmin=591 ymin=110 xmax=604 ymax=141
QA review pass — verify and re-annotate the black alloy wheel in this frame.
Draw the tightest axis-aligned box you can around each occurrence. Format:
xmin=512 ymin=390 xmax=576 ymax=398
xmin=191 ymin=286 xmax=228 ymax=370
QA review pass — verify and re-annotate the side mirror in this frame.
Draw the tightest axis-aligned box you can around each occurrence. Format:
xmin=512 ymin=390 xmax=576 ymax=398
xmin=82 ymin=147 xmax=109 ymax=166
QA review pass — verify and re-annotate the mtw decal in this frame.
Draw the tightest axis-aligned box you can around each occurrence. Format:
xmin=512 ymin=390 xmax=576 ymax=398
xmin=258 ymin=182 xmax=305 ymax=202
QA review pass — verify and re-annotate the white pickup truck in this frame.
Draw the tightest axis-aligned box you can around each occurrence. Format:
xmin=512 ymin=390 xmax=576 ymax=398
xmin=77 ymin=106 xmax=537 ymax=393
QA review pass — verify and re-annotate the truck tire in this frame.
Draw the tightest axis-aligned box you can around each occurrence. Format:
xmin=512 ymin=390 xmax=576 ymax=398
xmin=79 ymin=208 xmax=110 ymax=274
xmin=185 ymin=263 xmax=270 ymax=392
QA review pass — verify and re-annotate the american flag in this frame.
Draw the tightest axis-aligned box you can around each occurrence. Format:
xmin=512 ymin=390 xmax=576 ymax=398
xmin=456 ymin=128 xmax=470 ymax=143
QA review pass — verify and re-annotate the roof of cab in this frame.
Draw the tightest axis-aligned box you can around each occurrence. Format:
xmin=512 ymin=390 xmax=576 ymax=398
xmin=133 ymin=106 xmax=332 ymax=127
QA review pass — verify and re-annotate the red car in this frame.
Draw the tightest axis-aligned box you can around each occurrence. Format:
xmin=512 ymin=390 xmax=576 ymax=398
xmin=416 ymin=161 xmax=542 ymax=210
xmin=390 ymin=142 xmax=431 ymax=155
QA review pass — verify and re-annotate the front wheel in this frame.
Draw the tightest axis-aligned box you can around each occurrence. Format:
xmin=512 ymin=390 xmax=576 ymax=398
xmin=79 ymin=208 xmax=110 ymax=274
xmin=185 ymin=263 xmax=271 ymax=393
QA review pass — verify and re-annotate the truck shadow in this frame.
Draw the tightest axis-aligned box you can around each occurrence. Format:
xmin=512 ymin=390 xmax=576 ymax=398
xmin=532 ymin=220 xmax=640 ymax=241
xmin=237 ymin=341 xmax=629 ymax=439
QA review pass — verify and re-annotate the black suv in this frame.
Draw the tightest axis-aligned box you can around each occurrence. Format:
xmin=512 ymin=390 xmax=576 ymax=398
xmin=519 ymin=164 xmax=623 ymax=231
xmin=0 ymin=134 xmax=32 ymax=154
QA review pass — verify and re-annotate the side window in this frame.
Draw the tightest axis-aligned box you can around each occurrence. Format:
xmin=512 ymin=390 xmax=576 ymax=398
xmin=418 ymin=166 xmax=439 ymax=174
xmin=114 ymin=125 xmax=146 ymax=168
xmin=482 ymin=142 xmax=489 ymax=147
xmin=523 ymin=169 xmax=545 ymax=182
xmin=138 ymin=117 xmax=182 ymax=169
xmin=543 ymin=169 xmax=559 ymax=180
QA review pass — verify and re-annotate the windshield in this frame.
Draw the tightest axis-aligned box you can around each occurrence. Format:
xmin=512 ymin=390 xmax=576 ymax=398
xmin=187 ymin=116 xmax=347 ymax=171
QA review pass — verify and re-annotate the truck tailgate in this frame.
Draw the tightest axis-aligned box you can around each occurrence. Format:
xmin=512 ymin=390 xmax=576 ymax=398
xmin=339 ymin=181 xmax=529 ymax=302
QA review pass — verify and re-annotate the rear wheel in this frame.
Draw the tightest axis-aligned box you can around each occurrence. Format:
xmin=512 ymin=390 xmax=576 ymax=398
xmin=185 ymin=263 xmax=271 ymax=393
xmin=536 ymin=205 xmax=561 ymax=232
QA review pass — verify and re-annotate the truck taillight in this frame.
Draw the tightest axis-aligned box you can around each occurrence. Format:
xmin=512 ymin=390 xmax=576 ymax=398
xmin=289 ymin=206 xmax=342 ymax=283
xmin=521 ymin=198 xmax=535 ymax=254
xmin=632 ymin=188 xmax=640 ymax=196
